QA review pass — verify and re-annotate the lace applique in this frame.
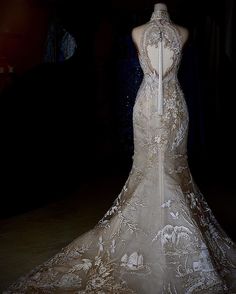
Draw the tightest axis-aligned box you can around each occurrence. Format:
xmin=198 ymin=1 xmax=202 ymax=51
xmin=4 ymin=9 xmax=236 ymax=294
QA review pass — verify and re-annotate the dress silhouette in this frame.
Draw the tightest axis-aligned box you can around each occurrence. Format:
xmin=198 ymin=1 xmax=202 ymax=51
xmin=4 ymin=9 xmax=236 ymax=294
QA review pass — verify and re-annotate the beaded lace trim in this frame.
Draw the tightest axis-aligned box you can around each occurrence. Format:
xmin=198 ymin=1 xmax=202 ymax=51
xmin=150 ymin=9 xmax=170 ymax=22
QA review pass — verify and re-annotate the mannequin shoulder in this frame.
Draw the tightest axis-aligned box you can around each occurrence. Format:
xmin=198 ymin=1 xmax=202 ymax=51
xmin=175 ymin=25 xmax=189 ymax=45
xmin=131 ymin=24 xmax=148 ymax=53
xmin=131 ymin=24 xmax=148 ymax=41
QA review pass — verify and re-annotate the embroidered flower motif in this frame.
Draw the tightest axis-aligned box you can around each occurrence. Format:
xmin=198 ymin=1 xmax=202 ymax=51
xmin=90 ymin=277 xmax=105 ymax=289
xmin=154 ymin=135 xmax=161 ymax=143
xmin=98 ymin=265 xmax=107 ymax=275
xmin=170 ymin=211 xmax=179 ymax=219
xmin=161 ymin=199 xmax=172 ymax=208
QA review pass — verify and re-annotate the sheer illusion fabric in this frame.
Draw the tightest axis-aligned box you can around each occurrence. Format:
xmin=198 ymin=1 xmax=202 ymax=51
xmin=4 ymin=10 xmax=236 ymax=294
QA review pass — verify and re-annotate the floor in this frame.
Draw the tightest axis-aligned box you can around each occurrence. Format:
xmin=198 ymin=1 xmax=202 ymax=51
xmin=0 ymin=174 xmax=235 ymax=292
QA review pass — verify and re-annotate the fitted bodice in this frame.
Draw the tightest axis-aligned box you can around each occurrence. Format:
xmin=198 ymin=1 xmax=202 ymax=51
xmin=138 ymin=18 xmax=183 ymax=80
xmin=132 ymin=16 xmax=189 ymax=167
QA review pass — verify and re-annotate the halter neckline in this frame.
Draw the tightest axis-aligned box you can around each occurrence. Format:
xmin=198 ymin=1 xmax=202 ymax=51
xmin=150 ymin=9 xmax=170 ymax=22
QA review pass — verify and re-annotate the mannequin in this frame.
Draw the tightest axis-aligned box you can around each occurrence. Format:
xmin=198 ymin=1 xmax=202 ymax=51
xmin=132 ymin=3 xmax=188 ymax=114
xmin=3 ymin=0 xmax=236 ymax=292
xmin=131 ymin=2 xmax=189 ymax=58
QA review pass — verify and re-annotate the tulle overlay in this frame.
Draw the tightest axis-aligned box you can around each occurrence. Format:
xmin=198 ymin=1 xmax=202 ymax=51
xmin=4 ymin=12 xmax=236 ymax=294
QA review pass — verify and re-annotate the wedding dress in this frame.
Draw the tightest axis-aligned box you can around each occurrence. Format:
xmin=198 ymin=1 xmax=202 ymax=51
xmin=4 ymin=9 xmax=236 ymax=294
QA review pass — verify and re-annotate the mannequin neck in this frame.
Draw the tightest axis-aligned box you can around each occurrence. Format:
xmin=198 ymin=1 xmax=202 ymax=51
xmin=151 ymin=3 xmax=170 ymax=22
xmin=154 ymin=3 xmax=167 ymax=12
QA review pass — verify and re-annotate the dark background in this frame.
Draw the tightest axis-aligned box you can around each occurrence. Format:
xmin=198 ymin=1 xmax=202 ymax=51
xmin=0 ymin=0 xmax=235 ymax=219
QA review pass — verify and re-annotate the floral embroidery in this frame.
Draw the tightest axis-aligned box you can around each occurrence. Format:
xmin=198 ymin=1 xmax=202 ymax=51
xmin=161 ymin=199 xmax=172 ymax=208
xmin=4 ymin=9 xmax=236 ymax=294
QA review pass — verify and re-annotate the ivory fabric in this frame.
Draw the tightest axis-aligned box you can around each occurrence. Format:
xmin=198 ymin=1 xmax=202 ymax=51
xmin=4 ymin=11 xmax=236 ymax=294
